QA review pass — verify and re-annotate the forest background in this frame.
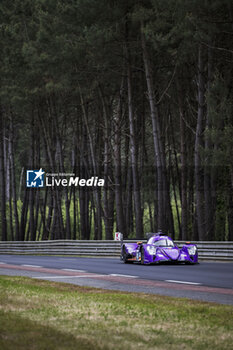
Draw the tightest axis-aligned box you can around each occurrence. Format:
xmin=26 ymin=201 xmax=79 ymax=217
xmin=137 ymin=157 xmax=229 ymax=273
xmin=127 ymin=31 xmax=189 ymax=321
xmin=0 ymin=0 xmax=233 ymax=242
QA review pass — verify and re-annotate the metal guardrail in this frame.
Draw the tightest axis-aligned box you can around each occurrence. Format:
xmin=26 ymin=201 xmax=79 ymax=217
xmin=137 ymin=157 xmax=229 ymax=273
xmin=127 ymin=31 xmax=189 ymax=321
xmin=0 ymin=240 xmax=120 ymax=257
xmin=0 ymin=240 xmax=233 ymax=261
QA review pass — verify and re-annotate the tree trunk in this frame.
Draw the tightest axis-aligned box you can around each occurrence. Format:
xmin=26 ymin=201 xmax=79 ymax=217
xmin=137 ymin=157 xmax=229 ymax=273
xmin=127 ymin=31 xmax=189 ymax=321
xmin=177 ymin=80 xmax=188 ymax=240
xmin=141 ymin=24 xmax=174 ymax=234
xmin=72 ymin=135 xmax=77 ymax=240
xmin=169 ymin=144 xmax=181 ymax=238
xmin=125 ymin=166 xmax=133 ymax=237
xmin=125 ymin=35 xmax=143 ymax=239
xmin=8 ymin=152 xmax=14 ymax=241
xmin=51 ymin=99 xmax=71 ymax=239
xmin=114 ymin=79 xmax=126 ymax=235
xmin=99 ymin=87 xmax=114 ymax=239
xmin=228 ymin=169 xmax=233 ymax=241
xmin=43 ymin=190 xmax=53 ymax=240
xmin=29 ymin=188 xmax=36 ymax=241
xmin=9 ymin=115 xmax=19 ymax=240
xmin=0 ymin=109 xmax=7 ymax=241
xmin=204 ymin=45 xmax=215 ymax=240
xmin=29 ymin=112 xmax=36 ymax=241
xmin=20 ymin=188 xmax=29 ymax=241
xmin=79 ymin=88 xmax=102 ymax=240
xmin=194 ymin=44 xmax=206 ymax=240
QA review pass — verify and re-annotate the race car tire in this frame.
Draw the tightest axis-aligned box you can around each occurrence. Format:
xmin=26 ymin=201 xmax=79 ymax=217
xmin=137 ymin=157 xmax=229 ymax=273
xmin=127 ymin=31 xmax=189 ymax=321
xmin=122 ymin=246 xmax=129 ymax=263
xmin=141 ymin=247 xmax=145 ymax=265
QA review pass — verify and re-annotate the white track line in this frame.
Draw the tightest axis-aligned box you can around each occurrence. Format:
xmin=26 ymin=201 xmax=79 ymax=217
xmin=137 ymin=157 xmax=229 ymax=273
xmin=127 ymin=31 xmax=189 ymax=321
xmin=62 ymin=269 xmax=86 ymax=273
xmin=21 ymin=264 xmax=42 ymax=268
xmin=0 ymin=262 xmax=6 ymax=264
xmin=165 ymin=280 xmax=201 ymax=285
xmin=33 ymin=275 xmax=105 ymax=279
xmin=109 ymin=274 xmax=138 ymax=279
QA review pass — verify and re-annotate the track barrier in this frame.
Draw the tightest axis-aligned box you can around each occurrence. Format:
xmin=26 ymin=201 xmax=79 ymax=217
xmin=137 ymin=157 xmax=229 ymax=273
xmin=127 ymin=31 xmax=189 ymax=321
xmin=0 ymin=240 xmax=233 ymax=261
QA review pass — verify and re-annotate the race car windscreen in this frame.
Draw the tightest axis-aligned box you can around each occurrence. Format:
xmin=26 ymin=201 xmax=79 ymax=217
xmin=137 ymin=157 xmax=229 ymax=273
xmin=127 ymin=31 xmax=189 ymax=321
xmin=147 ymin=238 xmax=174 ymax=247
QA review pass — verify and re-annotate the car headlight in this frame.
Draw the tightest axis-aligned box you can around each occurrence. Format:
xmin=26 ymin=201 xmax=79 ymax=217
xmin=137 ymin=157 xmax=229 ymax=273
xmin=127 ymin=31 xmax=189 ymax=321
xmin=147 ymin=246 xmax=157 ymax=255
xmin=188 ymin=246 xmax=197 ymax=255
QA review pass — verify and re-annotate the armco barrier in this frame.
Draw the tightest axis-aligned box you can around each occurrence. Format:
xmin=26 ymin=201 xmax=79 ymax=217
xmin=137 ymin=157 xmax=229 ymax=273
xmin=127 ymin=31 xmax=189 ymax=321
xmin=0 ymin=240 xmax=120 ymax=257
xmin=0 ymin=240 xmax=233 ymax=261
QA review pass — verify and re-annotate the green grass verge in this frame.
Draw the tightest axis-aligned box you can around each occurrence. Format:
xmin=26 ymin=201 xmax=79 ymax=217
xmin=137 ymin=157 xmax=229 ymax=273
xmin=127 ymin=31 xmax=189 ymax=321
xmin=0 ymin=276 xmax=233 ymax=350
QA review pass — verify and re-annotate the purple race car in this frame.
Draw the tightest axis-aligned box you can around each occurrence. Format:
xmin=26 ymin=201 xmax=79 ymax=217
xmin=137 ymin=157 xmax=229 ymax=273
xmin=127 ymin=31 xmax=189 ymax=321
xmin=121 ymin=232 xmax=198 ymax=265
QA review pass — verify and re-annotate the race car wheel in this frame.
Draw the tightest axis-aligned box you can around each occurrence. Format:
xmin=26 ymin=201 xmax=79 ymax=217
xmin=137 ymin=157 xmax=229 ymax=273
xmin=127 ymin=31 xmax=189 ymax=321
xmin=122 ymin=246 xmax=128 ymax=263
xmin=141 ymin=247 xmax=145 ymax=265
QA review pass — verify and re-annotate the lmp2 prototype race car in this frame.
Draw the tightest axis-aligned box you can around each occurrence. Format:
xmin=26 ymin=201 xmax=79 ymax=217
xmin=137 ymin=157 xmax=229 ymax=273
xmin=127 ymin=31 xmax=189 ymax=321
xmin=121 ymin=232 xmax=198 ymax=265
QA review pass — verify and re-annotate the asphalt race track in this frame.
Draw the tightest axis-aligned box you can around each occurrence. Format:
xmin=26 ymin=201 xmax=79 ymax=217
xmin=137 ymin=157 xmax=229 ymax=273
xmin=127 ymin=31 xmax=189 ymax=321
xmin=0 ymin=255 xmax=233 ymax=305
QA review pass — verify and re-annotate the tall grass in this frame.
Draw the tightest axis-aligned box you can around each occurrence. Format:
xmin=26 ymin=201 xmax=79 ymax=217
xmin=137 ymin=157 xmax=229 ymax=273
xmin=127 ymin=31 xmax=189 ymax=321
xmin=0 ymin=276 xmax=233 ymax=350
